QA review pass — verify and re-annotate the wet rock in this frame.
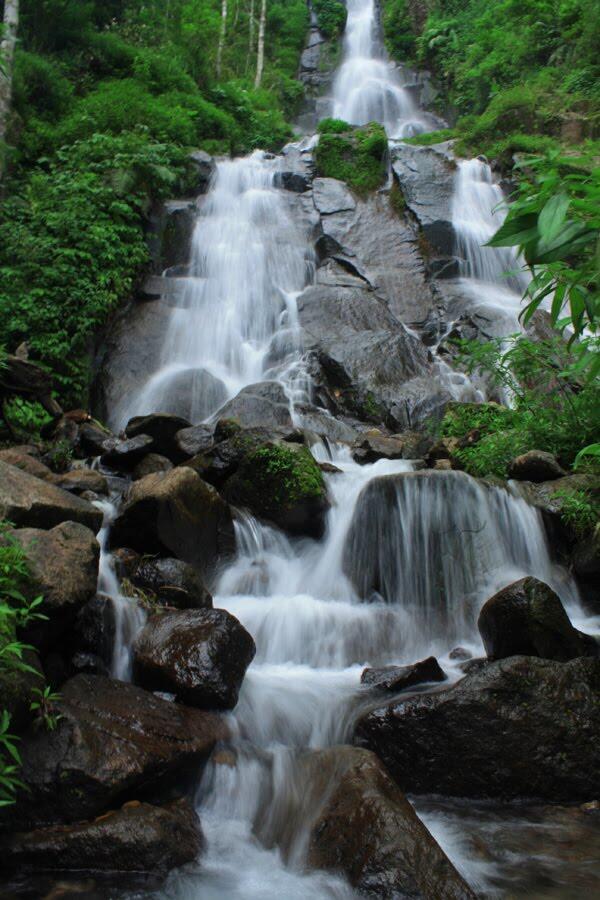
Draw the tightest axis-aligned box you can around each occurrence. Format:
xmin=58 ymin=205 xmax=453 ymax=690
xmin=216 ymin=381 xmax=293 ymax=431
xmin=512 ymin=474 xmax=600 ymax=524
xmin=0 ymin=448 xmax=55 ymax=481
xmin=69 ymin=595 xmax=116 ymax=675
xmin=355 ymin=656 xmax=600 ymax=801
xmin=274 ymin=170 xmax=311 ymax=193
xmin=110 ymin=467 xmax=234 ymax=577
xmin=152 ymin=367 xmax=228 ymax=423
xmin=313 ymin=177 xmax=356 ymax=214
xmin=156 ymin=200 xmax=196 ymax=271
xmin=224 ymin=441 xmax=329 ymax=538
xmin=306 ymin=747 xmax=475 ymax=899
xmin=8 ymin=522 xmax=100 ymax=648
xmin=189 ymin=149 xmax=216 ymax=193
xmin=390 ymin=143 xmax=456 ymax=256
xmin=352 ymin=430 xmax=433 ymax=464
xmin=477 ymin=576 xmax=598 ymax=662
xmin=508 ymin=450 xmax=567 ymax=482
xmin=449 ymin=647 xmax=471 ymax=661
xmin=125 ymin=413 xmax=192 ymax=461
xmin=9 ymin=674 xmax=228 ymax=828
xmin=112 ymin=547 xmax=140 ymax=579
xmin=132 ymin=453 xmax=174 ymax=480
xmin=174 ymin=423 xmax=215 ymax=459
xmin=56 ymin=468 xmax=108 ymax=496
xmin=100 ymin=434 xmax=155 ymax=470
xmin=133 ymin=608 xmax=255 ymax=709
xmin=2 ymin=798 xmax=203 ymax=879
xmin=131 ymin=558 xmax=212 ymax=610
xmin=0 ymin=460 xmax=103 ymax=532
xmin=361 ymin=656 xmax=446 ymax=692
xmin=573 ymin=527 xmax=600 ymax=582
xmin=0 ymin=647 xmax=44 ymax=732
xmin=78 ymin=421 xmax=114 ymax=456
xmin=186 ymin=426 xmax=284 ymax=489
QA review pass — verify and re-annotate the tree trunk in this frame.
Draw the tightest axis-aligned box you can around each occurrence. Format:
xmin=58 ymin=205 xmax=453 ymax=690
xmin=254 ymin=0 xmax=266 ymax=89
xmin=0 ymin=0 xmax=19 ymax=179
xmin=246 ymin=0 xmax=255 ymax=73
xmin=217 ymin=0 xmax=228 ymax=78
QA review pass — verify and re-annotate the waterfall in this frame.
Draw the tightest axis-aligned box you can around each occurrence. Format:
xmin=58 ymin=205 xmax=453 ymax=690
xmin=94 ymin=498 xmax=146 ymax=680
xmin=115 ymin=151 xmax=315 ymax=429
xmin=331 ymin=0 xmax=425 ymax=137
xmin=450 ymin=158 xmax=530 ymax=334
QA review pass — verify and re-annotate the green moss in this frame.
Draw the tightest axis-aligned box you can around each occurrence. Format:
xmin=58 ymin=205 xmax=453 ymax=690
xmin=318 ymin=117 xmax=352 ymax=134
xmin=315 ymin=121 xmax=388 ymax=194
xmin=402 ymin=128 xmax=457 ymax=146
xmin=389 ymin=179 xmax=406 ymax=216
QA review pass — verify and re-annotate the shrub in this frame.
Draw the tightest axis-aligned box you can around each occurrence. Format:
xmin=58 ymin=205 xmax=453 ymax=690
xmin=312 ymin=0 xmax=347 ymax=38
xmin=315 ymin=122 xmax=388 ymax=194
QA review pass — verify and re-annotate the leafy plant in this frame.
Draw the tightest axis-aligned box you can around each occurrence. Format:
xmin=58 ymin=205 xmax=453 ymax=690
xmin=552 ymin=488 xmax=599 ymax=537
xmin=30 ymin=685 xmax=63 ymax=732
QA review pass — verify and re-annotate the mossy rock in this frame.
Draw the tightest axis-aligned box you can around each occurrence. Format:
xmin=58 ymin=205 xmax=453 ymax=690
xmin=315 ymin=121 xmax=388 ymax=195
xmin=224 ymin=441 xmax=330 ymax=538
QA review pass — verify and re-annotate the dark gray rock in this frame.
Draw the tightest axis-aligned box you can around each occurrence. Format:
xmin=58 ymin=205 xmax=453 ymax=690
xmin=361 ymin=656 xmax=446 ymax=692
xmin=101 ymin=434 xmax=155 ymax=470
xmin=125 ymin=413 xmax=192 ymax=460
xmin=508 ymin=450 xmax=567 ymax=482
xmin=148 ymin=367 xmax=228 ymax=423
xmin=355 ymin=656 xmax=600 ymax=801
xmin=189 ymin=149 xmax=216 ymax=193
xmin=478 ymin=576 xmax=598 ymax=662
xmin=352 ymin=430 xmax=433 ymax=464
xmin=157 ymin=200 xmax=197 ymax=271
xmin=215 ymin=381 xmax=293 ymax=431
xmin=56 ymin=468 xmax=108 ymax=496
xmin=133 ymin=608 xmax=255 ymax=709
xmin=131 ymin=557 xmax=212 ymax=610
xmin=175 ymin=423 xmax=215 ymax=459
xmin=132 ymin=453 xmax=174 ymax=480
xmin=313 ymin=177 xmax=356 ymax=214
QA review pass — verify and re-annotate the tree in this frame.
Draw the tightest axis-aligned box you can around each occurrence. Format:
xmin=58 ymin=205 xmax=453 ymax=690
xmin=254 ymin=0 xmax=266 ymax=88
xmin=217 ymin=0 xmax=228 ymax=78
xmin=0 ymin=0 xmax=19 ymax=178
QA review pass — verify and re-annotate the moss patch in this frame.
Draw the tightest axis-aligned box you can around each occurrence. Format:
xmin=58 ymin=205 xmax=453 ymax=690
xmin=315 ymin=121 xmax=388 ymax=194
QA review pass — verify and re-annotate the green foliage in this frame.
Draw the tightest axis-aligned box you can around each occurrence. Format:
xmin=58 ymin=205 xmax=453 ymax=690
xmin=0 ymin=131 xmax=189 ymax=403
xmin=312 ymin=0 xmax=347 ymax=38
xmin=1 ymin=400 xmax=52 ymax=441
xmin=318 ymin=117 xmax=352 ymax=134
xmin=441 ymin=334 xmax=600 ymax=477
xmin=552 ymin=488 xmax=599 ymax=537
xmin=315 ymin=121 xmax=388 ymax=194
xmin=30 ymin=685 xmax=63 ymax=732
xmin=402 ymin=128 xmax=457 ymax=146
xmin=0 ymin=521 xmax=47 ymax=806
xmin=247 ymin=444 xmax=326 ymax=507
xmin=382 ymin=0 xmax=419 ymax=61
xmin=488 ymin=151 xmax=599 ymax=354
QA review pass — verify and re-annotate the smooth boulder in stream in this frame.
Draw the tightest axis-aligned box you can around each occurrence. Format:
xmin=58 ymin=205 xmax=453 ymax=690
xmin=133 ymin=608 xmax=255 ymax=709
xmin=356 ymin=656 xmax=600 ymax=801
xmin=110 ymin=466 xmax=234 ymax=576
xmin=307 ymin=747 xmax=475 ymax=899
xmin=478 ymin=576 xmax=598 ymax=661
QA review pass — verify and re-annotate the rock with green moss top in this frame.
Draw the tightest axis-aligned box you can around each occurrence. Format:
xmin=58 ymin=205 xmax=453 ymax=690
xmin=224 ymin=442 xmax=330 ymax=538
xmin=315 ymin=122 xmax=388 ymax=195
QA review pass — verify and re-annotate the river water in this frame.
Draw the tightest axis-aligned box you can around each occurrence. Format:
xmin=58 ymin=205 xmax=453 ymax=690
xmin=101 ymin=0 xmax=600 ymax=896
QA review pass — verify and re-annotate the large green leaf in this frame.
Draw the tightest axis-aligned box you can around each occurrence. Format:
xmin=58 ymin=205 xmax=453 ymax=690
xmin=538 ymin=192 xmax=570 ymax=243
xmin=486 ymin=213 xmax=538 ymax=248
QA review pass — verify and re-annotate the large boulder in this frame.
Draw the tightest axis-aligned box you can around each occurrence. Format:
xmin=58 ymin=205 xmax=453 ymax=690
xmin=352 ymin=430 xmax=433 ymax=464
xmin=224 ymin=441 xmax=329 ymax=538
xmin=55 ymin=468 xmax=108 ymax=496
xmin=133 ymin=609 xmax=255 ymax=709
xmin=215 ymin=381 xmax=293 ymax=431
xmin=174 ymin=423 xmax=215 ymax=459
xmin=0 ymin=460 xmax=103 ymax=532
xmin=306 ymin=747 xmax=475 ymax=899
xmin=2 ymin=798 xmax=203 ymax=878
xmin=186 ymin=425 xmax=286 ymax=488
xmin=131 ymin=558 xmax=212 ymax=610
xmin=478 ymin=577 xmax=598 ymax=662
xmin=9 ymin=522 xmax=100 ymax=647
xmin=68 ymin=595 xmax=116 ymax=676
xmin=100 ymin=434 xmax=155 ymax=470
xmin=110 ymin=467 xmax=234 ymax=578
xmin=508 ymin=450 xmax=566 ymax=482
xmin=9 ymin=674 xmax=228 ymax=829
xmin=0 ymin=448 xmax=55 ymax=481
xmin=355 ymin=656 xmax=600 ymax=800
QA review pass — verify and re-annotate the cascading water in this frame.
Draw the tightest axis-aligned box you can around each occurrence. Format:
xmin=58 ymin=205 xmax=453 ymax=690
xmin=450 ymin=157 xmax=530 ymax=335
xmin=114 ymin=152 xmax=315 ymax=429
xmin=331 ymin=0 xmax=426 ymax=137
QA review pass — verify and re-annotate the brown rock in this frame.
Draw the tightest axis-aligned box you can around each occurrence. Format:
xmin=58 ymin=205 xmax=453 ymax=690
xmin=133 ymin=608 xmax=255 ymax=709
xmin=508 ymin=450 xmax=566 ymax=482
xmin=361 ymin=656 xmax=446 ymax=692
xmin=132 ymin=453 xmax=174 ymax=481
xmin=0 ymin=449 xmax=55 ymax=481
xmin=0 ymin=460 xmax=103 ymax=532
xmin=56 ymin=469 xmax=108 ymax=496
xmin=306 ymin=747 xmax=475 ymax=899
